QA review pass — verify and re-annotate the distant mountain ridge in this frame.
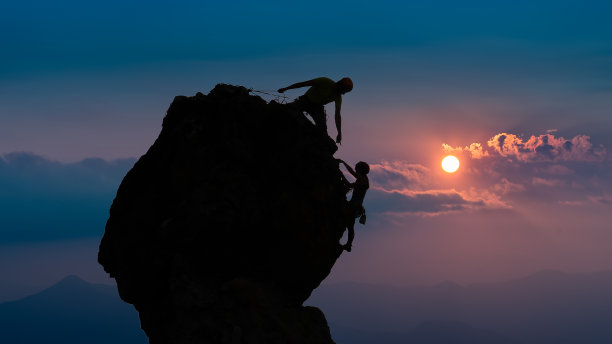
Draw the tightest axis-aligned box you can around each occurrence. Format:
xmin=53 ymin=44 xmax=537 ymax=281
xmin=310 ymin=270 xmax=612 ymax=344
xmin=330 ymin=319 xmax=521 ymax=344
xmin=3 ymin=270 xmax=612 ymax=344
xmin=0 ymin=275 xmax=146 ymax=344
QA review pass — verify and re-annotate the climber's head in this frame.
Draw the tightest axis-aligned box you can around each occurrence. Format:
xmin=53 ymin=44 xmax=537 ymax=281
xmin=355 ymin=161 xmax=370 ymax=175
xmin=337 ymin=77 xmax=353 ymax=94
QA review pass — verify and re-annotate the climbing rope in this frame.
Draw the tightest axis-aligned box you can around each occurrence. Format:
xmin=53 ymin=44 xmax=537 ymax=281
xmin=248 ymin=88 xmax=295 ymax=104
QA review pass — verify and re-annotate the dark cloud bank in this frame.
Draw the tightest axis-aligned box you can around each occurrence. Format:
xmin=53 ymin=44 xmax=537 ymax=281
xmin=0 ymin=152 xmax=134 ymax=243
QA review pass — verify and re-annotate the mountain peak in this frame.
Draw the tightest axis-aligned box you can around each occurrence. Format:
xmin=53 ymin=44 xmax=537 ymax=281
xmin=56 ymin=274 xmax=88 ymax=286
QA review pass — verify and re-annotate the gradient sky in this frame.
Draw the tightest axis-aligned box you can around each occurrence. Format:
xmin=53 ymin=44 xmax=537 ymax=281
xmin=2 ymin=0 xmax=612 ymax=300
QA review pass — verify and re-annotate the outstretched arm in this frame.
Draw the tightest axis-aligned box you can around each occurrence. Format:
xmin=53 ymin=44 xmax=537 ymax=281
xmin=337 ymin=159 xmax=358 ymax=178
xmin=278 ymin=79 xmax=316 ymax=93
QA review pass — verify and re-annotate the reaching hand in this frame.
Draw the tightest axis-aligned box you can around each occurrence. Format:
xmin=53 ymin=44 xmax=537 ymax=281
xmin=336 ymin=133 xmax=342 ymax=144
xmin=277 ymin=88 xmax=286 ymax=93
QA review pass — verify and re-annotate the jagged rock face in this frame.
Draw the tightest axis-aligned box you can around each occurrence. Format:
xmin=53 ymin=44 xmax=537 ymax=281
xmin=98 ymin=84 xmax=347 ymax=344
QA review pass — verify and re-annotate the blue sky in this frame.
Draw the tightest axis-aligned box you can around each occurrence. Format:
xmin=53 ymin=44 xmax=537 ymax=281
xmin=2 ymin=1 xmax=612 ymax=161
xmin=2 ymin=0 xmax=612 ymax=299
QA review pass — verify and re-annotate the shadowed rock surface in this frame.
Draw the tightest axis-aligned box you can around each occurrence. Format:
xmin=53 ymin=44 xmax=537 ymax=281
xmin=98 ymin=84 xmax=347 ymax=344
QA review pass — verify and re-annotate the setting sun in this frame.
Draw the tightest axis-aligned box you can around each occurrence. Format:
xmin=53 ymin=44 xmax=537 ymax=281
xmin=441 ymin=155 xmax=460 ymax=173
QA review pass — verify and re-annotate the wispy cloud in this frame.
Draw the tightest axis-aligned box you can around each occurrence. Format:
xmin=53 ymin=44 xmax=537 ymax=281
xmin=443 ymin=142 xmax=489 ymax=159
xmin=493 ymin=178 xmax=526 ymax=194
xmin=536 ymin=164 xmax=575 ymax=175
xmin=588 ymin=193 xmax=612 ymax=205
xmin=532 ymin=177 xmax=564 ymax=187
xmin=369 ymin=161 xmax=432 ymax=191
xmin=367 ymin=161 xmax=512 ymax=216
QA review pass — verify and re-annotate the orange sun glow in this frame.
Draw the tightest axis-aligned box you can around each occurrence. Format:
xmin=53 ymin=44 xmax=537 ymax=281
xmin=442 ymin=155 xmax=460 ymax=173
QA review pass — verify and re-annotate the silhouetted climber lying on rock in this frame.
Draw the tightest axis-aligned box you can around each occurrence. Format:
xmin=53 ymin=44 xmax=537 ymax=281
xmin=278 ymin=77 xmax=353 ymax=144
xmin=337 ymin=159 xmax=370 ymax=252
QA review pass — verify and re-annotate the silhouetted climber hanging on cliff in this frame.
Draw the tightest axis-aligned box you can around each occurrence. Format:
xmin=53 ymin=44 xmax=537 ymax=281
xmin=278 ymin=77 xmax=353 ymax=144
xmin=337 ymin=159 xmax=370 ymax=252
